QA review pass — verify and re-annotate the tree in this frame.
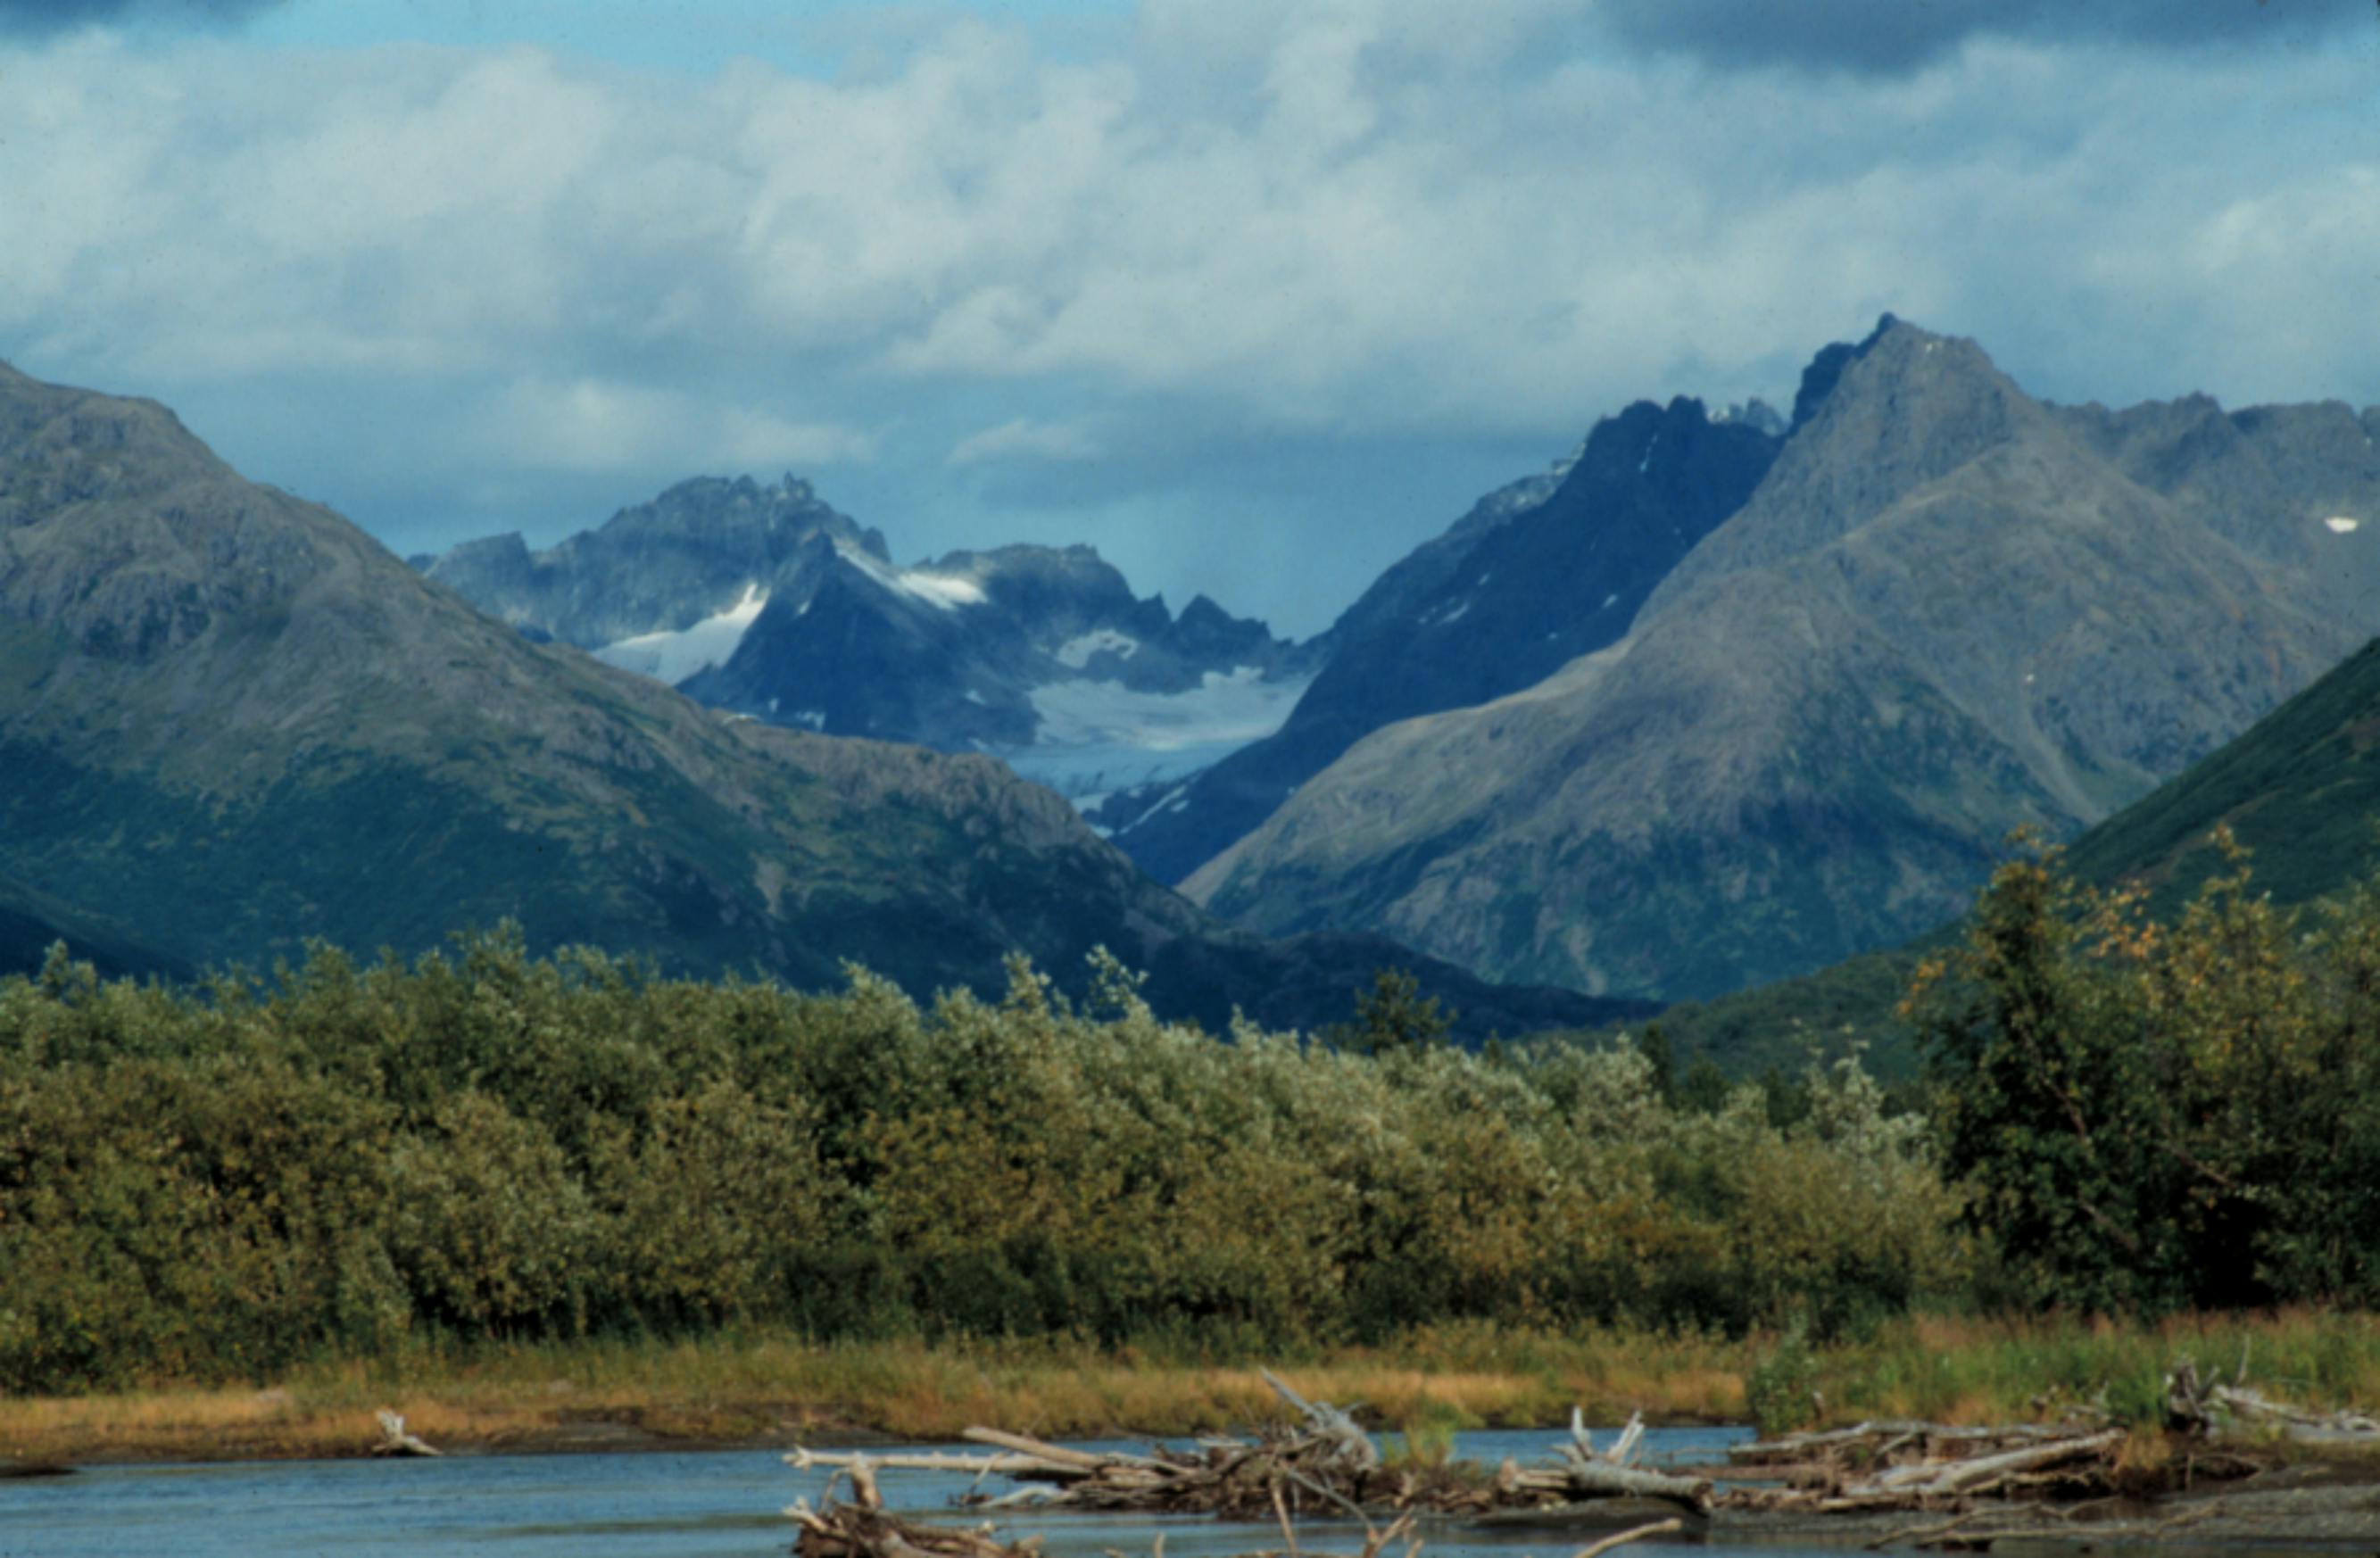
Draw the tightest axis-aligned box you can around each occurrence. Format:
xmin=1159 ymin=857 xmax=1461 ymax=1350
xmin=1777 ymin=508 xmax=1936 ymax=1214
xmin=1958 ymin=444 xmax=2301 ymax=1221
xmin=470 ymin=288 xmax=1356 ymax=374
xmin=1325 ymin=968 xmax=1451 ymax=1055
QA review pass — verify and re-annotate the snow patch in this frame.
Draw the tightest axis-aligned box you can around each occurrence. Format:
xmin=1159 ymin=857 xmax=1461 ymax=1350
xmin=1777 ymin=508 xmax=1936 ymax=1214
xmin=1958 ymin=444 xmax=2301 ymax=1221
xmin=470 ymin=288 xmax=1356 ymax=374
xmin=1056 ymin=628 xmax=1140 ymax=668
xmin=593 ymin=583 xmax=767 ymax=685
xmin=1601 ymin=593 xmax=1620 ymax=609
xmin=2326 ymin=516 xmax=2360 ymax=534
xmin=834 ymin=540 xmax=987 ymax=610
xmin=900 ymin=570 xmax=988 ymax=609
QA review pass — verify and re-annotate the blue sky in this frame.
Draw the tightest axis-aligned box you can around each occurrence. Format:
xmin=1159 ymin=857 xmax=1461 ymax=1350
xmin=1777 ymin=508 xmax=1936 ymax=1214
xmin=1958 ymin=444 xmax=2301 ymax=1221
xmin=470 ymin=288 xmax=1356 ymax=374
xmin=3 ymin=0 xmax=2376 ymax=635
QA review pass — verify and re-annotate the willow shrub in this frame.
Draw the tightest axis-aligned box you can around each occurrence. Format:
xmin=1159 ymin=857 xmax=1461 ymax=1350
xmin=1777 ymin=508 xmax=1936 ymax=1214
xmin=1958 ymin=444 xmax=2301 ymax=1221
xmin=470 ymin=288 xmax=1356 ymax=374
xmin=0 ymin=938 xmax=1958 ymax=1392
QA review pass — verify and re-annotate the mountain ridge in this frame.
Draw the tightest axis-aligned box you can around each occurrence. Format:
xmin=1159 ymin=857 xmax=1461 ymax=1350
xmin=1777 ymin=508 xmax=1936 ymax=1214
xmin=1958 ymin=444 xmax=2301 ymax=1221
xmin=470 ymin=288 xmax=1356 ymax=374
xmin=0 ymin=360 xmax=1631 ymax=1039
xmin=1101 ymin=392 xmax=1784 ymax=881
xmin=1188 ymin=318 xmax=2380 ymax=999
xmin=427 ymin=479 xmax=1314 ymax=806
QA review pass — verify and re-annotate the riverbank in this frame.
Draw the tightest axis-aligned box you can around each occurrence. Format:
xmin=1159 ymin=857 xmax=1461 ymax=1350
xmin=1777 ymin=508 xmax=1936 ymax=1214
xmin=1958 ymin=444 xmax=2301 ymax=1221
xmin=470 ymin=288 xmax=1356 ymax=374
xmin=4 ymin=1311 xmax=2376 ymax=1467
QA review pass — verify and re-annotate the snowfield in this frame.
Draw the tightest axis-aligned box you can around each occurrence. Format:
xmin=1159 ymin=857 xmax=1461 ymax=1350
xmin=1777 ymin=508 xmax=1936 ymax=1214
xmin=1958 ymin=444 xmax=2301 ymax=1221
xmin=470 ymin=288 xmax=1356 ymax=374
xmin=593 ymin=583 xmax=768 ymax=684
xmin=999 ymin=667 xmax=1311 ymax=805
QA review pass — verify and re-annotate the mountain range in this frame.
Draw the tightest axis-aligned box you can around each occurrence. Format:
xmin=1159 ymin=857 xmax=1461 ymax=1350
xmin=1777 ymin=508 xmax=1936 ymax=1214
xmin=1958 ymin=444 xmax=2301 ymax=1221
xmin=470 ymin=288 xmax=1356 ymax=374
xmin=0 ymin=360 xmax=1634 ymax=1039
xmin=13 ymin=309 xmax=2376 ymax=1037
xmin=424 ymin=480 xmax=1314 ymax=811
xmin=1183 ymin=318 xmax=2380 ymax=999
xmin=1096 ymin=396 xmax=1787 ymax=880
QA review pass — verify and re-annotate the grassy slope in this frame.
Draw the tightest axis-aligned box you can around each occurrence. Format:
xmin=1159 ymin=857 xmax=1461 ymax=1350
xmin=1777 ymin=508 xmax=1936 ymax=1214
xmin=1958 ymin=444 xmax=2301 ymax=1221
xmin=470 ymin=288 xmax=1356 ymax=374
xmin=2062 ymin=636 xmax=2380 ymax=911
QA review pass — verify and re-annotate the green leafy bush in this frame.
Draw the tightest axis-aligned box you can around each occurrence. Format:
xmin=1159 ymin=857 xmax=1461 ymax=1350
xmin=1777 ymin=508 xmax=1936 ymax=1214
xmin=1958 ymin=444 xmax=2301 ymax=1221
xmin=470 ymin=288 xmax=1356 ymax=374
xmin=0 ymin=929 xmax=1956 ymax=1392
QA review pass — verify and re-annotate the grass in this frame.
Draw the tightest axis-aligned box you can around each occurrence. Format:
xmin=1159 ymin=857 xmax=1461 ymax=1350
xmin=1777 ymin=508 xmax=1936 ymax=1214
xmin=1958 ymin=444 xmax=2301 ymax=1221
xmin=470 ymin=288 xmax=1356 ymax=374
xmin=5 ymin=1311 xmax=2376 ymax=1466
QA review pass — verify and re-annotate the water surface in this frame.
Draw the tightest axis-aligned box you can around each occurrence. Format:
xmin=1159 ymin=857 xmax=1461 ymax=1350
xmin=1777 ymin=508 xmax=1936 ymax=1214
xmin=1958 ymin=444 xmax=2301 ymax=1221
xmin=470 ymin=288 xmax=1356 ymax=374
xmin=4 ymin=1426 xmax=1821 ymax=1558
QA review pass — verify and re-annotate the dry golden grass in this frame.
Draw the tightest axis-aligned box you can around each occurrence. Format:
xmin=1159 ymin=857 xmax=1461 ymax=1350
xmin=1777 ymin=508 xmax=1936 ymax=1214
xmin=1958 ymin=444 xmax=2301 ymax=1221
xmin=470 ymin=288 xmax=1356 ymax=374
xmin=8 ymin=1310 xmax=2376 ymax=1466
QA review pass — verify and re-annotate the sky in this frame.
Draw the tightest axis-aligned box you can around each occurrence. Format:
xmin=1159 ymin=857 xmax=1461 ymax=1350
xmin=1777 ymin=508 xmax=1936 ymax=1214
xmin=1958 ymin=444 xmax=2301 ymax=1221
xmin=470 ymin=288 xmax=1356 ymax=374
xmin=2 ymin=1 xmax=2376 ymax=637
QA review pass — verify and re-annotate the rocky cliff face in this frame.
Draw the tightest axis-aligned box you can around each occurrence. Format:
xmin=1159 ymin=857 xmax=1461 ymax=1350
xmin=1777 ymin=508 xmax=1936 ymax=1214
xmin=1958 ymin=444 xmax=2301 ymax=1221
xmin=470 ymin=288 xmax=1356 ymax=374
xmin=1187 ymin=319 xmax=2380 ymax=999
xmin=422 ymin=475 xmax=889 ymax=649
xmin=1101 ymin=394 xmax=1785 ymax=882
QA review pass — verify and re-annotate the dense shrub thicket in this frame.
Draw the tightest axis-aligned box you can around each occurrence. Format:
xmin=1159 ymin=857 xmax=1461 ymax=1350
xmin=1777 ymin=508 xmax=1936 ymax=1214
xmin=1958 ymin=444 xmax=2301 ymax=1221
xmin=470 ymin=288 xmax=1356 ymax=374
xmin=1914 ymin=833 xmax=2380 ymax=1316
xmin=13 ymin=833 xmax=2380 ymax=1396
xmin=0 ymin=935 xmax=1957 ymax=1392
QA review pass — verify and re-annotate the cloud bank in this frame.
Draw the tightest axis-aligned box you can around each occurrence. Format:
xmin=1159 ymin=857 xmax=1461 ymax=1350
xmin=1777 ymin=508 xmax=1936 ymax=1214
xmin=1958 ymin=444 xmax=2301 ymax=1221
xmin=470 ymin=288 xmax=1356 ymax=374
xmin=0 ymin=3 xmax=2373 ymax=631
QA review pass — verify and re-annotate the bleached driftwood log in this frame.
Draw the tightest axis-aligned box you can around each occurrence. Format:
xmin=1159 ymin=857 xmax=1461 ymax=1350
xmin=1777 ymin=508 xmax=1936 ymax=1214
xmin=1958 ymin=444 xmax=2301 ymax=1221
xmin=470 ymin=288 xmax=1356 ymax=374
xmin=1473 ymin=1410 xmax=1708 ymax=1517
xmin=371 ymin=1409 xmax=440 ymax=1457
xmin=1262 ymin=1369 xmax=1381 ymax=1474
xmin=1721 ymin=1418 xmax=2129 ymax=1516
xmin=1572 ymin=1518 xmax=1684 ymax=1558
xmin=789 ymin=1447 xmax=1078 ymax=1477
xmin=2167 ymin=1357 xmax=2380 ymax=1444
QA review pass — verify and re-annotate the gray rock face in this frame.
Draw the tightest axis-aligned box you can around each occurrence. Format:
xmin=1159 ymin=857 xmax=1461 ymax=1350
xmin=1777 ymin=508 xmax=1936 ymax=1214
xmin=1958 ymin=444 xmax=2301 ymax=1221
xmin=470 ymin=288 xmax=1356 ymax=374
xmin=1188 ymin=318 xmax=2380 ymax=1000
xmin=422 ymin=474 xmax=887 ymax=649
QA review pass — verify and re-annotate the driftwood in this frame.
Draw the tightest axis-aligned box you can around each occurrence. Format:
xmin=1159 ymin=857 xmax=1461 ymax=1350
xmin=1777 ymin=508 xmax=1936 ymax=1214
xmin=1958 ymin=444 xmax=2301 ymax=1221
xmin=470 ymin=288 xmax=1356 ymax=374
xmin=788 ymin=1453 xmax=1024 ymax=1558
xmin=791 ymin=1471 xmax=1680 ymax=1558
xmin=371 ymin=1409 xmax=440 ymax=1458
xmin=1721 ymin=1420 xmax=2125 ymax=1516
xmin=787 ymin=1388 xmax=1706 ymax=1529
xmin=1486 ymin=1412 xmax=1711 ymax=1516
xmin=1259 ymin=1369 xmax=1380 ymax=1475
xmin=1571 ymin=1519 xmax=1683 ymax=1558
xmin=2167 ymin=1358 xmax=2380 ymax=1444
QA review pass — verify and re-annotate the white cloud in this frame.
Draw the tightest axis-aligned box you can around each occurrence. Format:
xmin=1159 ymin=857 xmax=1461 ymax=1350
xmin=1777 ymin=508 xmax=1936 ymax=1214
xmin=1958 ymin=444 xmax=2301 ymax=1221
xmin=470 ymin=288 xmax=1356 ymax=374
xmin=0 ymin=7 xmax=2373 ymax=590
xmin=493 ymin=377 xmax=875 ymax=474
xmin=948 ymin=417 xmax=1102 ymax=466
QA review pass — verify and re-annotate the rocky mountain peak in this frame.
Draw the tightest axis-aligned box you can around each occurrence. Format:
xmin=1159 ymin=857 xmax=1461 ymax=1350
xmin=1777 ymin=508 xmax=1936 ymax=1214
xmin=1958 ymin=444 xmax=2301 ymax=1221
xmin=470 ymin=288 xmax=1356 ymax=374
xmin=1645 ymin=317 xmax=2049 ymax=617
xmin=0 ymin=366 xmax=233 ymax=528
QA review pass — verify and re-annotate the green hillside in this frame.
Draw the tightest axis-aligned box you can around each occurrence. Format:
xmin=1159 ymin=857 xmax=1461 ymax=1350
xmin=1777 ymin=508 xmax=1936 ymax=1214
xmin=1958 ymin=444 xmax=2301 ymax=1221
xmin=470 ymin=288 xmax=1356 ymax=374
xmin=2062 ymin=636 xmax=2380 ymax=909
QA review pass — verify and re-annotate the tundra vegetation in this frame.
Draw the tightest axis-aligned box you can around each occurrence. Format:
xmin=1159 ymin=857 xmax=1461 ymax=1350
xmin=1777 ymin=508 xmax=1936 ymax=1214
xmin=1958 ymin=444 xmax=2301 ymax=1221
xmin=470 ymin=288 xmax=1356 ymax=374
xmin=4 ymin=835 xmax=2380 ymax=1454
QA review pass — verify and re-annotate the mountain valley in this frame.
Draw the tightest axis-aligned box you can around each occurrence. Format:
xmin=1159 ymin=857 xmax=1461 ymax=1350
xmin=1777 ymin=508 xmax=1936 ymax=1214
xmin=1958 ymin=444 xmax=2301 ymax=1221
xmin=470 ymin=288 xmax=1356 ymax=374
xmin=0 ymin=360 xmax=1631 ymax=1039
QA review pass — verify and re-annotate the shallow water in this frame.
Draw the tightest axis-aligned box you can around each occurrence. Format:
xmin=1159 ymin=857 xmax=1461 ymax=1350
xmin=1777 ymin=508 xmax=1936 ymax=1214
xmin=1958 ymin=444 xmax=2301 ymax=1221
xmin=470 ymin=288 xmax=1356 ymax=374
xmin=1 ymin=1426 xmax=1836 ymax=1558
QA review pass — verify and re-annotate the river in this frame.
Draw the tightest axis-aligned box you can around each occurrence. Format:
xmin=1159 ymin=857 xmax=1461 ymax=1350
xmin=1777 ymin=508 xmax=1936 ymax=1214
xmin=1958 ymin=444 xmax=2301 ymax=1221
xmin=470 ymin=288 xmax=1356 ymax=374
xmin=4 ymin=1426 xmax=1840 ymax=1558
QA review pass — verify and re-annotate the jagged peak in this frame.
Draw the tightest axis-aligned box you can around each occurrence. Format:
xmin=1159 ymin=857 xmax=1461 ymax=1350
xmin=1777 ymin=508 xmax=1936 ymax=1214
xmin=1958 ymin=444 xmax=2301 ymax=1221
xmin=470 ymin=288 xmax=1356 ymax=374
xmin=1787 ymin=314 xmax=2023 ymax=435
xmin=1177 ymin=593 xmax=1240 ymax=627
